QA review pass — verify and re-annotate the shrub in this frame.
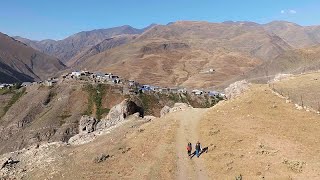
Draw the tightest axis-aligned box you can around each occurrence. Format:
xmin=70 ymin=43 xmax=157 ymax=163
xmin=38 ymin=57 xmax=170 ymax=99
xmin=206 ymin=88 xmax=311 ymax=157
xmin=83 ymin=84 xmax=108 ymax=119
xmin=1 ymin=88 xmax=26 ymax=118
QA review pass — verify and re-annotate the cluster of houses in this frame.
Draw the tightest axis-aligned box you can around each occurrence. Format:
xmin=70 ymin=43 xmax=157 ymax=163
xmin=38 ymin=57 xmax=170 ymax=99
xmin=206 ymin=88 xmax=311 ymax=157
xmin=0 ymin=83 xmax=14 ymax=89
xmin=137 ymin=85 xmax=225 ymax=98
xmin=65 ymin=71 xmax=122 ymax=84
xmin=137 ymin=84 xmax=186 ymax=94
xmin=65 ymin=70 xmax=226 ymax=98
xmin=132 ymin=81 xmax=225 ymax=98
xmin=2 ymin=70 xmax=225 ymax=98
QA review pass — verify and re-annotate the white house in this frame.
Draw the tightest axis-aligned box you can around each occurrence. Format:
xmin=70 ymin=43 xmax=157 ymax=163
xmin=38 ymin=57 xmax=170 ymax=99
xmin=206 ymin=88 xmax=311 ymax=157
xmin=0 ymin=84 xmax=7 ymax=89
xmin=208 ymin=91 xmax=219 ymax=96
xmin=71 ymin=71 xmax=81 ymax=78
xmin=192 ymin=89 xmax=203 ymax=95
xmin=209 ymin=69 xmax=215 ymax=73
xmin=21 ymin=82 xmax=32 ymax=87
xmin=178 ymin=88 xmax=187 ymax=93
xmin=169 ymin=87 xmax=179 ymax=93
xmin=44 ymin=79 xmax=58 ymax=87
xmin=128 ymin=80 xmax=136 ymax=87
xmin=219 ymin=93 xmax=226 ymax=98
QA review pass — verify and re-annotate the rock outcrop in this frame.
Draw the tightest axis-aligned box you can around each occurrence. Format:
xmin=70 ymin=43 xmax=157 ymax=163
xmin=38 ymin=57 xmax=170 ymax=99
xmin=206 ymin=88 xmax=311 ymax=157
xmin=160 ymin=103 xmax=192 ymax=117
xmin=271 ymin=73 xmax=293 ymax=82
xmin=97 ymin=99 xmax=144 ymax=130
xmin=69 ymin=99 xmax=144 ymax=145
xmin=160 ymin=106 xmax=171 ymax=117
xmin=225 ymin=80 xmax=251 ymax=99
xmin=79 ymin=115 xmax=99 ymax=134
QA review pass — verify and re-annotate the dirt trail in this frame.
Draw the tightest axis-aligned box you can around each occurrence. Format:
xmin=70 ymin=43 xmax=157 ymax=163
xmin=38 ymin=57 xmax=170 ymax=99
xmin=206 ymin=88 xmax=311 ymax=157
xmin=175 ymin=108 xmax=209 ymax=180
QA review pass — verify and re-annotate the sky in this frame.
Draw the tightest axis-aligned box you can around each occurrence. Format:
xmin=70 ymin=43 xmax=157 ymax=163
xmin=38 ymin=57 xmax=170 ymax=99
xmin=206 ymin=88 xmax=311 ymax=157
xmin=0 ymin=0 xmax=319 ymax=40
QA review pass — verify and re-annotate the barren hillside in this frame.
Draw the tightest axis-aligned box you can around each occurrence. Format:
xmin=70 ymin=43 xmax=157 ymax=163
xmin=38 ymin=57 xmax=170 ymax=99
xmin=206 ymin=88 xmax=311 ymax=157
xmin=76 ymin=21 xmax=295 ymax=88
xmin=200 ymin=84 xmax=320 ymax=179
xmin=0 ymin=33 xmax=66 ymax=83
xmin=67 ymin=34 xmax=137 ymax=67
xmin=272 ymin=71 xmax=320 ymax=112
xmin=73 ymin=22 xmax=318 ymax=89
xmin=69 ymin=21 xmax=320 ymax=89
xmin=0 ymin=81 xmax=214 ymax=155
xmin=15 ymin=25 xmax=155 ymax=64
xmin=11 ymin=21 xmax=320 ymax=89
xmin=1 ymin=83 xmax=320 ymax=179
xmin=264 ymin=21 xmax=320 ymax=48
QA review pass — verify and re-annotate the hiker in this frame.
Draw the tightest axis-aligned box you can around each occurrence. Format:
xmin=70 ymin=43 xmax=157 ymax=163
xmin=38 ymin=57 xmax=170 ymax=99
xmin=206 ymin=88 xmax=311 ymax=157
xmin=187 ymin=142 xmax=192 ymax=156
xmin=195 ymin=141 xmax=202 ymax=158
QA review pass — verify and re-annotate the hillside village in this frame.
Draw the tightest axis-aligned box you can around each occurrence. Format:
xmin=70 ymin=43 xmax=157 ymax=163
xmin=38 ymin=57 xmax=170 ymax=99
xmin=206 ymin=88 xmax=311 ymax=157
xmin=1 ymin=71 xmax=320 ymax=179
xmin=0 ymin=70 xmax=226 ymax=98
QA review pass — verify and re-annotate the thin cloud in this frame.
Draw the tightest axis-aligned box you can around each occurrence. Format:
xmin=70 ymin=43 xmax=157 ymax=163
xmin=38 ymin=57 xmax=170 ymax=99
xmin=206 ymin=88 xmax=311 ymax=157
xmin=289 ymin=10 xmax=297 ymax=14
xmin=281 ymin=9 xmax=297 ymax=14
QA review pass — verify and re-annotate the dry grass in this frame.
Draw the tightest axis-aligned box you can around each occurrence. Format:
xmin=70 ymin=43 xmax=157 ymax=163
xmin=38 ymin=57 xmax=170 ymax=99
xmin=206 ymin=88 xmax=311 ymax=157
xmin=200 ymin=84 xmax=320 ymax=179
xmin=272 ymin=71 xmax=320 ymax=111
xmin=3 ymin=82 xmax=320 ymax=179
xmin=25 ymin=115 xmax=179 ymax=179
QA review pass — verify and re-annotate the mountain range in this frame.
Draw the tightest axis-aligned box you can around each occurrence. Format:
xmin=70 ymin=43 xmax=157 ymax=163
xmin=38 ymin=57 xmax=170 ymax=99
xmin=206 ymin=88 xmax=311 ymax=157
xmin=2 ymin=21 xmax=320 ymax=87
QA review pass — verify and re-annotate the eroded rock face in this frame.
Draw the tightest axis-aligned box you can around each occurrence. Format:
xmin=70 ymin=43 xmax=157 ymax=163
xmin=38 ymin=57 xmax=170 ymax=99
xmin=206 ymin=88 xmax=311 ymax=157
xmin=160 ymin=103 xmax=192 ymax=117
xmin=160 ymin=106 xmax=171 ymax=117
xmin=170 ymin=103 xmax=191 ymax=112
xmin=272 ymin=73 xmax=293 ymax=82
xmin=69 ymin=99 xmax=145 ymax=145
xmin=96 ymin=99 xmax=144 ymax=130
xmin=79 ymin=115 xmax=99 ymax=134
xmin=224 ymin=80 xmax=251 ymax=99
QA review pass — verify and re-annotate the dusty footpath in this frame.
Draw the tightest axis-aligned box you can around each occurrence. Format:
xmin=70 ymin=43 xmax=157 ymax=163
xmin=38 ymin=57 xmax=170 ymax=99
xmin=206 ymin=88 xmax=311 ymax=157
xmin=1 ymin=84 xmax=320 ymax=179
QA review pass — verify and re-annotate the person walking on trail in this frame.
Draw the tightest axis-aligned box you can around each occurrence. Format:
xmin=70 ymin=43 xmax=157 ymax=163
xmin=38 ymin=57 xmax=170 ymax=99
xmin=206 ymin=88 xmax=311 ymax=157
xmin=195 ymin=141 xmax=202 ymax=158
xmin=187 ymin=142 xmax=192 ymax=156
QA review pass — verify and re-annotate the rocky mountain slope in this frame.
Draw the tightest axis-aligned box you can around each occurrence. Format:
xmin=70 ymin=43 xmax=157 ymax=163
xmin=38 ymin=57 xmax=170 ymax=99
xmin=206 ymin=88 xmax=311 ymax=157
xmin=67 ymin=34 xmax=137 ymax=66
xmin=1 ymin=81 xmax=320 ymax=179
xmin=73 ymin=21 xmax=320 ymax=89
xmin=12 ymin=21 xmax=320 ymax=88
xmin=263 ymin=21 xmax=320 ymax=48
xmin=15 ymin=25 xmax=155 ymax=64
xmin=0 ymin=80 xmax=216 ymax=155
xmin=0 ymin=33 xmax=66 ymax=83
xmin=73 ymin=21 xmax=291 ymax=88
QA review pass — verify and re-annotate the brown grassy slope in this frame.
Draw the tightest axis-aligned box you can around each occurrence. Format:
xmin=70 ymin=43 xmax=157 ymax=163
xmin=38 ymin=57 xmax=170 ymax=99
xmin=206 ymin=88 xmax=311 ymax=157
xmin=25 ymin=114 xmax=179 ymax=180
xmin=263 ymin=21 xmax=320 ymax=48
xmin=0 ymin=83 xmax=88 ymax=154
xmin=15 ymin=25 xmax=146 ymax=63
xmin=242 ymin=46 xmax=320 ymax=84
xmin=72 ymin=21 xmax=320 ymax=89
xmin=6 ymin=83 xmax=320 ymax=179
xmin=200 ymin=85 xmax=320 ymax=179
xmin=76 ymin=21 xmax=296 ymax=88
xmin=0 ymin=93 xmax=12 ymax=117
xmin=272 ymin=71 xmax=320 ymax=111
xmin=0 ymin=32 xmax=66 ymax=83
xmin=0 ymin=81 xmax=214 ymax=155
xmin=67 ymin=34 xmax=137 ymax=66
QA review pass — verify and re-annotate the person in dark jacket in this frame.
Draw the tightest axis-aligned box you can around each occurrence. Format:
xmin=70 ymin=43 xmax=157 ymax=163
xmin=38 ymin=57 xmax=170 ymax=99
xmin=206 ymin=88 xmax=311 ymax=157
xmin=195 ymin=141 xmax=202 ymax=158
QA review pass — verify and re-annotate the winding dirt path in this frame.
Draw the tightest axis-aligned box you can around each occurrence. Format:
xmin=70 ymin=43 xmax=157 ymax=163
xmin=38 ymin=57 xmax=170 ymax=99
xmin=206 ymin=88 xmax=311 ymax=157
xmin=175 ymin=108 xmax=209 ymax=180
